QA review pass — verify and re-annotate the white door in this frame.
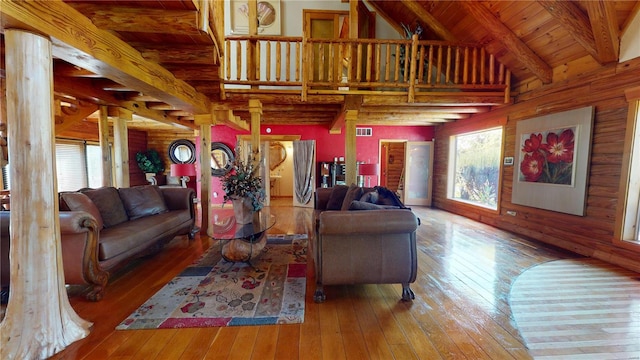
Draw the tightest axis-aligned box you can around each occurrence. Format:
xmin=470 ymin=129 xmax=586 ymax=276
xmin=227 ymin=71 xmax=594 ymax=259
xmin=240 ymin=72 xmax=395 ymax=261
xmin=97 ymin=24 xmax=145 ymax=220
xmin=403 ymin=141 xmax=434 ymax=206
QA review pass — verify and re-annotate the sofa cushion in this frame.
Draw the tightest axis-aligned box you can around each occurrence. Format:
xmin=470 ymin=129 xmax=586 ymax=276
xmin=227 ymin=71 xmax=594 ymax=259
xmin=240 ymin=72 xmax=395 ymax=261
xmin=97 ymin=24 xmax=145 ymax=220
xmin=326 ymin=185 xmax=349 ymax=210
xmin=81 ymin=187 xmax=129 ymax=228
xmin=118 ymin=185 xmax=168 ymax=220
xmin=349 ymin=200 xmax=400 ymax=211
xmin=60 ymin=192 xmax=105 ymax=229
xmin=341 ymin=184 xmax=363 ymax=211
xmin=98 ymin=209 xmax=191 ymax=260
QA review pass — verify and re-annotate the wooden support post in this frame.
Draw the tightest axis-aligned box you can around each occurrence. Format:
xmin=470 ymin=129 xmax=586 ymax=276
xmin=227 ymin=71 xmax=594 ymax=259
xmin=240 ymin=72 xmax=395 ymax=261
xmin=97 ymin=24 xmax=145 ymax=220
xmin=345 ymin=110 xmax=358 ymax=185
xmin=113 ymin=108 xmax=131 ymax=188
xmin=249 ymin=99 xmax=262 ymax=165
xmin=98 ymin=105 xmax=112 ymax=187
xmin=195 ymin=114 xmax=213 ymax=237
xmin=1 ymin=29 xmax=91 ymax=360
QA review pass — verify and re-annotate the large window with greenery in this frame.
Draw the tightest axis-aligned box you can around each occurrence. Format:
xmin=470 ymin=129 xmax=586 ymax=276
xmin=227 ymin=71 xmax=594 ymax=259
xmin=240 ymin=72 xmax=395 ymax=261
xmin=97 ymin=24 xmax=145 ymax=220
xmin=448 ymin=127 xmax=503 ymax=210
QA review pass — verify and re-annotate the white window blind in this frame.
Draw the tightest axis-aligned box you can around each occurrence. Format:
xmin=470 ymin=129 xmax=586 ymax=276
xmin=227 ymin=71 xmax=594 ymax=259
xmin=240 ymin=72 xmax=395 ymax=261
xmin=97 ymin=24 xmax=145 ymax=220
xmin=56 ymin=141 xmax=88 ymax=192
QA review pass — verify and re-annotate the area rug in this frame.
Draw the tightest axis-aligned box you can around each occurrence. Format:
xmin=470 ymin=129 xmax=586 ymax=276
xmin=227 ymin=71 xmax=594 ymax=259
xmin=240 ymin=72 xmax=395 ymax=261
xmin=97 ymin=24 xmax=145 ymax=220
xmin=509 ymin=258 xmax=640 ymax=359
xmin=117 ymin=234 xmax=308 ymax=329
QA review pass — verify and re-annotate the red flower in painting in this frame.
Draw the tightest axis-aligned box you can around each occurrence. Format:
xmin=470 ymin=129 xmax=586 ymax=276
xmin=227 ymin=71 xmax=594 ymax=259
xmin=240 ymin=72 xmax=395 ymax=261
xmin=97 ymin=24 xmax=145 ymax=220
xmin=542 ymin=129 xmax=574 ymax=163
xmin=520 ymin=151 xmax=545 ymax=182
xmin=522 ymin=133 xmax=543 ymax=153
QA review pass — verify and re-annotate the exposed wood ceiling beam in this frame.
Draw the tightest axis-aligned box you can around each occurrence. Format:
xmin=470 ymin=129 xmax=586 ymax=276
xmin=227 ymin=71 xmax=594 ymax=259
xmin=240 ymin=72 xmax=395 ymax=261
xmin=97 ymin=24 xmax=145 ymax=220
xmin=358 ymin=112 xmax=455 ymax=123
xmin=331 ymin=95 xmax=363 ymax=133
xmin=360 ymin=105 xmax=489 ymax=114
xmin=54 ymin=77 xmax=191 ymax=128
xmin=460 ymin=1 xmax=553 ymax=84
xmin=537 ymin=0 xmax=611 ymax=65
xmin=1 ymin=0 xmax=210 ymax=115
xmin=55 ymin=102 xmax=99 ymax=135
xmin=400 ymin=0 xmax=457 ymax=42
xmin=68 ymin=5 xmax=202 ymax=35
xmin=585 ymin=0 xmax=619 ymax=64
xmin=130 ymin=43 xmax=218 ymax=65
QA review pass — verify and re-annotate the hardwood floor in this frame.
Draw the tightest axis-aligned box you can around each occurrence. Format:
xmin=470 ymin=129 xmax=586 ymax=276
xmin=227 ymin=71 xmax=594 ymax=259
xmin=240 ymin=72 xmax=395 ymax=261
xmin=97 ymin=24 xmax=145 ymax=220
xmin=39 ymin=204 xmax=637 ymax=359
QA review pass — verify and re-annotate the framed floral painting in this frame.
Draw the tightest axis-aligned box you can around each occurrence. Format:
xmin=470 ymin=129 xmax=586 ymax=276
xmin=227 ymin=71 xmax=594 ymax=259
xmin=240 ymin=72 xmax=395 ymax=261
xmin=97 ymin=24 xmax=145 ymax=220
xmin=512 ymin=106 xmax=594 ymax=215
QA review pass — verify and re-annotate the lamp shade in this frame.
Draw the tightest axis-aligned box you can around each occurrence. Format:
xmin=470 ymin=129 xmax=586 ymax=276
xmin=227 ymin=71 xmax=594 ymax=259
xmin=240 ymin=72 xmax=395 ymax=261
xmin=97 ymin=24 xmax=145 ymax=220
xmin=359 ymin=163 xmax=379 ymax=176
xmin=171 ymin=163 xmax=196 ymax=177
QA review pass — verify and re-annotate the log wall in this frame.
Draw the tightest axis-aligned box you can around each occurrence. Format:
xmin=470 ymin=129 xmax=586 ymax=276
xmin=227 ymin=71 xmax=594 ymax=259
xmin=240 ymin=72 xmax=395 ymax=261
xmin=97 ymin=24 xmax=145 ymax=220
xmin=432 ymin=57 xmax=640 ymax=273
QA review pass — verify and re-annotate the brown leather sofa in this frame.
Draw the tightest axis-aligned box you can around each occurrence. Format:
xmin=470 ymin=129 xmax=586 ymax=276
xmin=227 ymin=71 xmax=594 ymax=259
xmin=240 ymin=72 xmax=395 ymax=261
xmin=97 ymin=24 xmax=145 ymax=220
xmin=313 ymin=185 xmax=419 ymax=303
xmin=1 ymin=185 xmax=196 ymax=302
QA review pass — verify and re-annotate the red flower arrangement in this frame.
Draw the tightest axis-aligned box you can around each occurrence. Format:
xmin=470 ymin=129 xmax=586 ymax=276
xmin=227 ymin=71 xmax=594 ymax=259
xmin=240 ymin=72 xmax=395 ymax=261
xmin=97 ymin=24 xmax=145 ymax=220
xmin=519 ymin=128 xmax=575 ymax=184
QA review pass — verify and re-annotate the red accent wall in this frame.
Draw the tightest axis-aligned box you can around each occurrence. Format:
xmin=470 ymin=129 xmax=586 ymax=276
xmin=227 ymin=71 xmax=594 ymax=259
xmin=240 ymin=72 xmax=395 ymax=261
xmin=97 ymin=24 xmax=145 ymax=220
xmin=200 ymin=124 xmax=434 ymax=205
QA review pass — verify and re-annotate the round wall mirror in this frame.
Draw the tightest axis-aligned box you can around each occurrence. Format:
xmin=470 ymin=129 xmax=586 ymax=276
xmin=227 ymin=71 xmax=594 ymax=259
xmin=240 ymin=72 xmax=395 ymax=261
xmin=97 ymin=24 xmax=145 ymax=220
xmin=211 ymin=142 xmax=234 ymax=176
xmin=168 ymin=139 xmax=196 ymax=164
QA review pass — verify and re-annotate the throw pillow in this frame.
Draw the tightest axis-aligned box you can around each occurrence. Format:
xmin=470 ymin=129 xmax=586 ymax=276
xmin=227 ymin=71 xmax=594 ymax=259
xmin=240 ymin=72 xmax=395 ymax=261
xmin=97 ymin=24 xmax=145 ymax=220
xmin=81 ymin=187 xmax=129 ymax=228
xmin=341 ymin=183 xmax=363 ymax=211
xmin=326 ymin=184 xmax=349 ymax=210
xmin=359 ymin=189 xmax=379 ymax=204
xmin=118 ymin=185 xmax=169 ymax=220
xmin=59 ymin=192 xmax=105 ymax=229
xmin=375 ymin=186 xmax=406 ymax=207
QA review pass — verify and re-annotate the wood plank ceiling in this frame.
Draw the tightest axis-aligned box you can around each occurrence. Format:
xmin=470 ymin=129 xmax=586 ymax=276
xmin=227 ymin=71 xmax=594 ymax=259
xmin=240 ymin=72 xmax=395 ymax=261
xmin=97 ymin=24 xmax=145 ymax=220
xmin=1 ymin=0 xmax=639 ymax=135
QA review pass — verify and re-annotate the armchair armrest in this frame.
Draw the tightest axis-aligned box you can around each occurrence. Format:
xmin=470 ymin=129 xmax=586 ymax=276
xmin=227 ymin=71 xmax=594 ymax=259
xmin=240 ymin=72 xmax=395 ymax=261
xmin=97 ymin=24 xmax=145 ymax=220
xmin=59 ymin=211 xmax=109 ymax=301
xmin=318 ymin=209 xmax=418 ymax=235
xmin=160 ymin=187 xmax=195 ymax=211
xmin=315 ymin=187 xmax=333 ymax=210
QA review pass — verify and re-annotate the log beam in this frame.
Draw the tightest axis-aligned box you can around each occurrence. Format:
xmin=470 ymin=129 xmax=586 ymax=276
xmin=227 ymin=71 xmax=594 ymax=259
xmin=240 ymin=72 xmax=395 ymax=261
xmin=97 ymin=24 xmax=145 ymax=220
xmin=460 ymin=1 xmax=553 ymax=84
xmin=585 ymin=0 xmax=619 ymax=64
xmin=400 ymin=0 xmax=458 ymax=42
xmin=1 ymin=0 xmax=210 ymax=114
xmin=112 ymin=108 xmax=131 ymax=188
xmin=1 ymin=29 xmax=91 ymax=360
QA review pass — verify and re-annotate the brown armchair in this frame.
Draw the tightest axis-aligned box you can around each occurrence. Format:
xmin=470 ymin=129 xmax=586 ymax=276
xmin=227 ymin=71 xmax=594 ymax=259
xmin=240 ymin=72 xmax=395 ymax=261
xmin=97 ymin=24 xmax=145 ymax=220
xmin=313 ymin=186 xmax=419 ymax=303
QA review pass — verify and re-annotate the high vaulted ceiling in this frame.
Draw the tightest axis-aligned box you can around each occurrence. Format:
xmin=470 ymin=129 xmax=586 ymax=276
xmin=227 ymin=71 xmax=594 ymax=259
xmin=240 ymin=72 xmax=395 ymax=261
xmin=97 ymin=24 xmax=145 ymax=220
xmin=1 ymin=0 xmax=639 ymax=134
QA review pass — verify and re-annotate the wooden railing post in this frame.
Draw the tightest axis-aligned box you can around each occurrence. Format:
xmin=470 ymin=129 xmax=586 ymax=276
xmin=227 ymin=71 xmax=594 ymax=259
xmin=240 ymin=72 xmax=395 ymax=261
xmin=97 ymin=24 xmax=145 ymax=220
xmin=408 ymin=34 xmax=419 ymax=103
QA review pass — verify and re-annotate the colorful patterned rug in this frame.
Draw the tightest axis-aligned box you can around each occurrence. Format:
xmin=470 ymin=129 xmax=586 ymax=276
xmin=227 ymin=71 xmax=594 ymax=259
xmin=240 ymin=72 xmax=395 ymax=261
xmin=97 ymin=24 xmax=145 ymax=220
xmin=117 ymin=234 xmax=308 ymax=329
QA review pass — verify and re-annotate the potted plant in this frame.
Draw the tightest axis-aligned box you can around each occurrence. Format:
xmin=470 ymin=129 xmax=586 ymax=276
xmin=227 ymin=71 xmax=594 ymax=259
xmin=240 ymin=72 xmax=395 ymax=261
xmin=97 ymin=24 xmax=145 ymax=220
xmin=221 ymin=154 xmax=265 ymax=224
xmin=136 ymin=149 xmax=165 ymax=181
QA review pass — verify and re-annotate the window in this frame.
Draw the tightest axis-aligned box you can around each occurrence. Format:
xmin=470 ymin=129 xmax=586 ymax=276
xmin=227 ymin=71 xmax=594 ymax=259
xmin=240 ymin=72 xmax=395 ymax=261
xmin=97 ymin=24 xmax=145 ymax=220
xmin=3 ymin=140 xmax=106 ymax=192
xmin=448 ymin=127 xmax=503 ymax=210
xmin=617 ymin=95 xmax=640 ymax=244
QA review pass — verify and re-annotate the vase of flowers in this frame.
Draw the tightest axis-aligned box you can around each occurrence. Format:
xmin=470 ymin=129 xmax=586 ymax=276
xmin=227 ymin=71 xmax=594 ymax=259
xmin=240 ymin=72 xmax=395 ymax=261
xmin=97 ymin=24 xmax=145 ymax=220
xmin=221 ymin=154 xmax=265 ymax=224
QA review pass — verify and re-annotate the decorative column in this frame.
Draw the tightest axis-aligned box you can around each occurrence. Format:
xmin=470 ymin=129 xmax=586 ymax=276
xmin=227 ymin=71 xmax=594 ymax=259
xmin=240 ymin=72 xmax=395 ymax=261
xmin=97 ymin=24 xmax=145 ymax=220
xmin=195 ymin=113 xmax=213 ymax=237
xmin=345 ymin=109 xmax=358 ymax=185
xmin=1 ymin=29 xmax=91 ymax=360
xmin=112 ymin=107 xmax=131 ymax=188
xmin=98 ymin=105 xmax=113 ymax=187
xmin=249 ymin=99 xmax=262 ymax=165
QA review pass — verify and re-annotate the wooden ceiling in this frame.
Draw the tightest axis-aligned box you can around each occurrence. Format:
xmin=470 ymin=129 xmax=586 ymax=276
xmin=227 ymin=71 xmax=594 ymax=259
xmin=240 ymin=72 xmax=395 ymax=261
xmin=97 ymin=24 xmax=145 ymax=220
xmin=1 ymin=0 xmax=639 ymax=134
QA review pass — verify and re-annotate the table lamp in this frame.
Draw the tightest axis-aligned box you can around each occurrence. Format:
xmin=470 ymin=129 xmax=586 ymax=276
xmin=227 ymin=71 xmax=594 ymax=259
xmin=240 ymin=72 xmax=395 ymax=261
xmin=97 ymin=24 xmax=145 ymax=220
xmin=171 ymin=163 xmax=196 ymax=188
xmin=359 ymin=163 xmax=379 ymax=187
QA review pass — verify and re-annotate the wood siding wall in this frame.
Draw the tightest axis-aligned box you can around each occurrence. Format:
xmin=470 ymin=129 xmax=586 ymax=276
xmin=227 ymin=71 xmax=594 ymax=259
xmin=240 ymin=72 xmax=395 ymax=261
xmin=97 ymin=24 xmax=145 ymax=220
xmin=146 ymin=130 xmax=196 ymax=177
xmin=433 ymin=57 xmax=640 ymax=273
xmin=128 ymin=129 xmax=148 ymax=187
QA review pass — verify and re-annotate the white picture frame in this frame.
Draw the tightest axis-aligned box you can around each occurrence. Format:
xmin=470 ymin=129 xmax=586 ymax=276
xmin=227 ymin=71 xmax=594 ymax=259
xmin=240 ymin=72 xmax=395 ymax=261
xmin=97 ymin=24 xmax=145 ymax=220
xmin=230 ymin=0 xmax=281 ymax=35
xmin=512 ymin=106 xmax=594 ymax=216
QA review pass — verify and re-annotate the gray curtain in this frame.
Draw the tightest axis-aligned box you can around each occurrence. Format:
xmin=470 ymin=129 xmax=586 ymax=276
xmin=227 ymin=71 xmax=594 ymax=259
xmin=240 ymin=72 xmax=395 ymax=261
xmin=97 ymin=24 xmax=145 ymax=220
xmin=293 ymin=140 xmax=314 ymax=204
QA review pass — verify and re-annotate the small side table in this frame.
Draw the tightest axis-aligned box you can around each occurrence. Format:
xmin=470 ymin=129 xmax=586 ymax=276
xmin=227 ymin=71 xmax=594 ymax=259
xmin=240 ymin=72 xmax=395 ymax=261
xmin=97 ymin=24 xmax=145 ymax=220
xmin=211 ymin=208 xmax=276 ymax=264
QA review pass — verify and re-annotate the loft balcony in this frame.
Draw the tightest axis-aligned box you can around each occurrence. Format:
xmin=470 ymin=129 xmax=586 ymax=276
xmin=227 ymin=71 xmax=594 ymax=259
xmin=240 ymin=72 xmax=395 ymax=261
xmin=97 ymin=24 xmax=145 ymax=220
xmin=223 ymin=34 xmax=511 ymax=105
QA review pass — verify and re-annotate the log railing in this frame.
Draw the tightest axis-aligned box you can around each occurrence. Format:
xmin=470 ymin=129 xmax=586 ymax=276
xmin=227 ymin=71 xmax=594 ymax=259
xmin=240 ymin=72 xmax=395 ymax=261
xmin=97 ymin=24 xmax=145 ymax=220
xmin=224 ymin=34 xmax=510 ymax=103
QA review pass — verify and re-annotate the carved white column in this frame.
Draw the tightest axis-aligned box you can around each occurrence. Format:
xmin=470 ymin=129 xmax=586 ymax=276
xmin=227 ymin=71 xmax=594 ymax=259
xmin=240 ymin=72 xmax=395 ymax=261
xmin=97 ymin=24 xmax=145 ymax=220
xmin=1 ymin=29 xmax=91 ymax=360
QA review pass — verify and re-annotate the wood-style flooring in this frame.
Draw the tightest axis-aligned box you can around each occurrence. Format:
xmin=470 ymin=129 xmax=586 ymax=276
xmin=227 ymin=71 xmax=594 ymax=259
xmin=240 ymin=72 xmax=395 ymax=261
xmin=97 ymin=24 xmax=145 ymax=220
xmin=32 ymin=201 xmax=639 ymax=359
